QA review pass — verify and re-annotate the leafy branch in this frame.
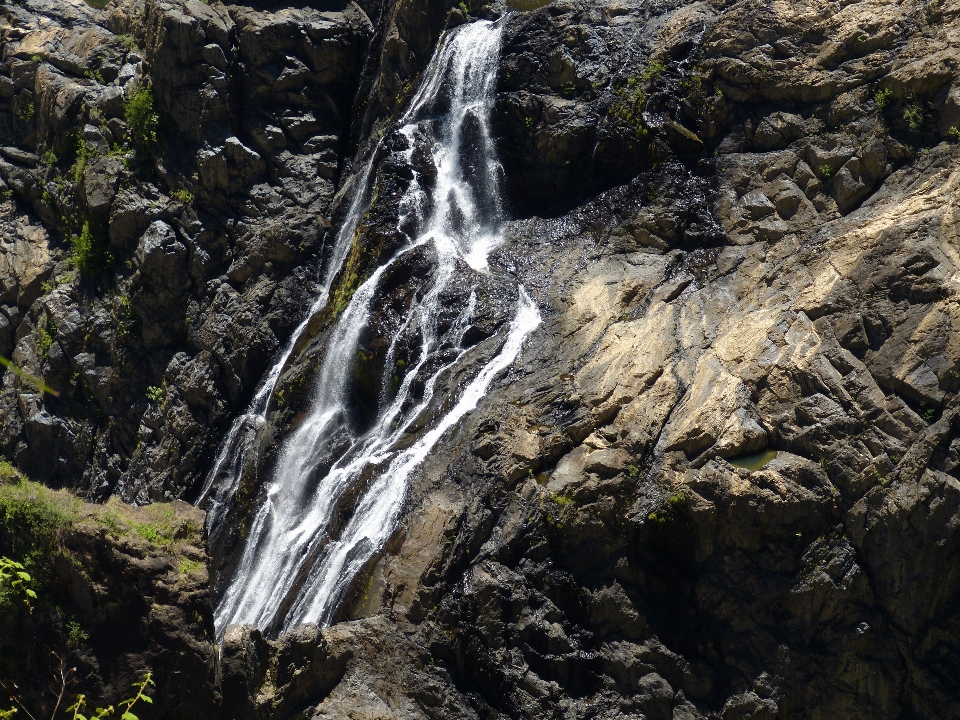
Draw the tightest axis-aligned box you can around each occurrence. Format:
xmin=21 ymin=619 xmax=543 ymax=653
xmin=67 ymin=673 xmax=153 ymax=720
xmin=0 ymin=568 xmax=155 ymax=720
xmin=0 ymin=557 xmax=36 ymax=611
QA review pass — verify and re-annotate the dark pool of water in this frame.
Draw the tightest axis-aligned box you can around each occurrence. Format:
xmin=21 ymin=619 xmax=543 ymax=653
xmin=729 ymin=449 xmax=778 ymax=471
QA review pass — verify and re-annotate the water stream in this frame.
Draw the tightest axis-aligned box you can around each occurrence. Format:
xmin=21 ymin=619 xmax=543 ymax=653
xmin=204 ymin=18 xmax=539 ymax=638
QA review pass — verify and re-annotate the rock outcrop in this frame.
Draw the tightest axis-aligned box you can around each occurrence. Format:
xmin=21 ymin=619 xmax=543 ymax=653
xmin=0 ymin=467 xmax=217 ymax=720
xmin=4 ymin=0 xmax=960 ymax=718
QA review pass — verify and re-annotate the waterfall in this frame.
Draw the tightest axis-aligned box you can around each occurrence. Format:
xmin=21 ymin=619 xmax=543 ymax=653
xmin=195 ymin=156 xmax=376 ymax=541
xmin=208 ymin=17 xmax=539 ymax=639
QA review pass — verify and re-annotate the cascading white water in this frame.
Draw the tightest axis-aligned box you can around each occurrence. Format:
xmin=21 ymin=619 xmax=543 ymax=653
xmin=210 ymin=18 xmax=540 ymax=638
xmin=196 ymin=163 xmax=376 ymax=540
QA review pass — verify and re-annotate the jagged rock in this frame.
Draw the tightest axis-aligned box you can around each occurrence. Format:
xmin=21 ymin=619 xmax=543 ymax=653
xmin=83 ymin=154 xmax=122 ymax=216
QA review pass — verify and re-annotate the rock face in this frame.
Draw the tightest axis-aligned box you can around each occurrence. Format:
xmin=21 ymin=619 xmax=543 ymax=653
xmin=4 ymin=0 xmax=960 ymax=718
xmin=0 ymin=0 xmax=372 ymax=502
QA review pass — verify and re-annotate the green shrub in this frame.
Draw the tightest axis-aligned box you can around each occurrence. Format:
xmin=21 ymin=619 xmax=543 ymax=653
xmin=17 ymin=102 xmax=34 ymax=121
xmin=873 ymin=87 xmax=891 ymax=109
xmin=642 ymin=60 xmax=667 ymax=83
xmin=124 ymin=86 xmax=159 ymax=156
xmin=0 ymin=557 xmax=36 ymax=611
xmin=71 ymin=135 xmax=93 ymax=183
xmin=70 ymin=221 xmax=113 ymax=276
xmin=66 ymin=672 xmax=154 ymax=720
xmin=0 ymin=459 xmax=19 ymax=483
xmin=819 ymin=164 xmax=832 ymax=178
xmin=40 ymin=149 xmax=57 ymax=166
xmin=178 ymin=557 xmax=203 ymax=576
xmin=145 ymin=385 xmax=164 ymax=404
xmin=35 ymin=326 xmax=53 ymax=359
xmin=668 ymin=491 xmax=687 ymax=507
xmin=170 ymin=188 xmax=193 ymax=204
xmin=117 ymin=34 xmax=139 ymax=52
xmin=0 ymin=475 xmax=79 ymax=610
xmin=903 ymin=103 xmax=924 ymax=132
xmin=66 ymin=619 xmax=89 ymax=649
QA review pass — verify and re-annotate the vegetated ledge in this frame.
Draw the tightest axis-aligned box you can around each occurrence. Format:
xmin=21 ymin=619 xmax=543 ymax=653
xmin=0 ymin=458 xmax=218 ymax=720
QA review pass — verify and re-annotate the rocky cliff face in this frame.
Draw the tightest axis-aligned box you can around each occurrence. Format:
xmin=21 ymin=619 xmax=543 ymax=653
xmin=0 ymin=0 xmax=373 ymax=502
xmin=4 ymin=0 xmax=960 ymax=717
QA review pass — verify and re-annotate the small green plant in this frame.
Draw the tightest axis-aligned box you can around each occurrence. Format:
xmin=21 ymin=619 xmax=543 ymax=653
xmin=458 ymin=0 xmax=468 ymax=12
xmin=112 ymin=294 xmax=135 ymax=338
xmin=71 ymin=134 xmax=93 ymax=183
xmin=70 ymin=221 xmax=113 ymax=276
xmin=949 ymin=126 xmax=960 ymax=140
xmin=35 ymin=327 xmax=53 ymax=359
xmin=71 ymin=221 xmax=92 ymax=270
xmin=66 ymin=620 xmax=89 ymax=649
xmin=40 ymin=149 xmax=57 ymax=166
xmin=819 ymin=164 xmax=832 ymax=178
xmin=551 ymin=493 xmax=574 ymax=507
xmin=178 ymin=557 xmax=202 ymax=576
xmin=627 ymin=464 xmax=639 ymax=478
xmin=903 ymin=103 xmax=924 ymax=132
xmin=668 ymin=491 xmax=687 ymax=507
xmin=873 ymin=87 xmax=891 ymax=109
xmin=145 ymin=385 xmax=164 ymax=404
xmin=30 ymin=55 xmax=42 ymax=63
xmin=83 ymin=69 xmax=105 ymax=85
xmin=0 ymin=557 xmax=36 ymax=611
xmin=647 ymin=512 xmax=667 ymax=524
xmin=170 ymin=188 xmax=193 ymax=204
xmin=17 ymin=102 xmax=34 ymax=122
xmin=561 ymin=80 xmax=576 ymax=97
xmin=642 ymin=60 xmax=667 ymax=83
xmin=117 ymin=34 xmax=139 ymax=52
xmin=524 ymin=116 xmax=533 ymax=129
xmin=66 ymin=672 xmax=154 ymax=720
xmin=124 ymin=86 xmax=159 ymax=156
